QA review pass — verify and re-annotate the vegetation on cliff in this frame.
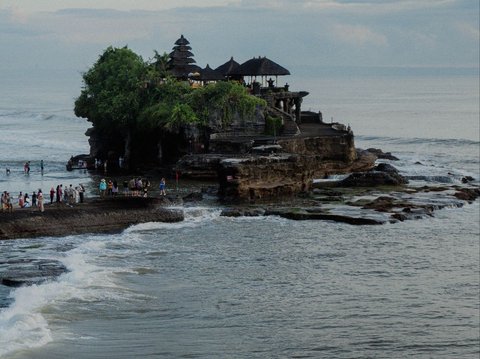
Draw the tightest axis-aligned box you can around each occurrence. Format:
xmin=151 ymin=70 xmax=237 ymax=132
xmin=74 ymin=46 xmax=265 ymax=168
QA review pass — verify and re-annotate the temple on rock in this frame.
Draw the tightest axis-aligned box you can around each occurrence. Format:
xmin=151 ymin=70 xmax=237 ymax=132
xmin=167 ymin=35 xmax=321 ymax=140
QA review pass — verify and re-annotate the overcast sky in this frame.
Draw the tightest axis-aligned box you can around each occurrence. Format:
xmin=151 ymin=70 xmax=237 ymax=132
xmin=0 ymin=0 xmax=478 ymax=74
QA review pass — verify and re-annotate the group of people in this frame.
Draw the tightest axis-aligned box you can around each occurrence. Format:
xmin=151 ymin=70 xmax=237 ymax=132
xmin=2 ymin=189 xmax=45 ymax=212
xmin=54 ymin=184 xmax=86 ymax=205
xmin=5 ymin=160 xmax=44 ymax=176
xmin=98 ymin=177 xmax=166 ymax=198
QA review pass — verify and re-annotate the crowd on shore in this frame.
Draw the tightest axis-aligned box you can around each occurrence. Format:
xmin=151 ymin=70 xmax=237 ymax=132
xmin=1 ymin=184 xmax=85 ymax=213
xmin=1 ymin=177 xmax=167 ymax=214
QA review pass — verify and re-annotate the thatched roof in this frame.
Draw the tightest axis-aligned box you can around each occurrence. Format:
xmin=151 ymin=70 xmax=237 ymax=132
xmin=170 ymin=64 xmax=202 ymax=78
xmin=197 ymin=64 xmax=225 ymax=81
xmin=215 ymin=57 xmax=240 ymax=76
xmin=230 ymin=57 xmax=290 ymax=76
xmin=175 ymin=35 xmax=190 ymax=46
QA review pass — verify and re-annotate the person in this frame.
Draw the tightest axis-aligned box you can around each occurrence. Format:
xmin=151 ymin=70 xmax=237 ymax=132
xmin=107 ymin=179 xmax=113 ymax=196
xmin=23 ymin=193 xmax=31 ymax=208
xmin=1 ymin=191 xmax=7 ymax=211
xmin=159 ymin=178 xmax=166 ymax=196
xmin=78 ymin=184 xmax=85 ymax=203
xmin=143 ymin=179 xmax=150 ymax=198
xmin=99 ymin=179 xmax=107 ymax=197
xmin=56 ymin=184 xmax=62 ymax=203
xmin=5 ymin=168 xmax=10 ymax=175
xmin=37 ymin=189 xmax=44 ymax=212
xmin=128 ymin=178 xmax=136 ymax=196
xmin=118 ymin=156 xmax=124 ymax=168
xmin=40 ymin=160 xmax=44 ymax=174
xmin=112 ymin=180 xmax=118 ymax=196
xmin=18 ymin=192 xmax=24 ymax=208
xmin=135 ymin=178 xmax=143 ymax=197
xmin=103 ymin=160 xmax=108 ymax=174
xmin=68 ymin=184 xmax=76 ymax=205
xmin=123 ymin=179 xmax=129 ymax=196
xmin=32 ymin=191 xmax=37 ymax=207
xmin=5 ymin=192 xmax=13 ymax=212
xmin=50 ymin=187 xmax=55 ymax=204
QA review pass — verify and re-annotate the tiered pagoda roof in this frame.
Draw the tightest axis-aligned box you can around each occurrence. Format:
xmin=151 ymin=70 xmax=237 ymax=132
xmin=168 ymin=35 xmax=201 ymax=79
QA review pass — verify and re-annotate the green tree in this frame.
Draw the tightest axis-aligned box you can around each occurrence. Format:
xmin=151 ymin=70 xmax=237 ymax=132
xmin=74 ymin=46 xmax=147 ymax=166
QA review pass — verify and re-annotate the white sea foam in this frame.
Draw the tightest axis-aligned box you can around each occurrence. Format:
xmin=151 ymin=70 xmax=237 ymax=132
xmin=125 ymin=206 xmax=222 ymax=233
xmin=0 ymin=237 xmax=128 ymax=357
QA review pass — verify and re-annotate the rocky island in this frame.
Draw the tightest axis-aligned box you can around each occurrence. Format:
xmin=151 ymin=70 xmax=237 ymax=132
xmin=1 ymin=35 xmax=478 ymax=241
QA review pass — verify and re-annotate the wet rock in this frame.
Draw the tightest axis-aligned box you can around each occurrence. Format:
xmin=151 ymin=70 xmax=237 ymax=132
xmin=337 ymin=170 xmax=408 ymax=187
xmin=0 ymin=197 xmax=184 ymax=240
xmin=220 ymin=208 xmax=265 ymax=217
xmin=183 ymin=192 xmax=203 ymax=202
xmin=0 ymin=259 xmax=68 ymax=287
xmin=454 ymin=188 xmax=480 ymax=202
xmin=366 ymin=148 xmax=399 ymax=161
xmin=264 ymin=209 xmax=384 ymax=225
xmin=461 ymin=176 xmax=475 ymax=183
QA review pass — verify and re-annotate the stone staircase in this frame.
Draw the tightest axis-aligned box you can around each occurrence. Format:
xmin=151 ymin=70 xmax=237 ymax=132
xmin=267 ymin=106 xmax=300 ymax=136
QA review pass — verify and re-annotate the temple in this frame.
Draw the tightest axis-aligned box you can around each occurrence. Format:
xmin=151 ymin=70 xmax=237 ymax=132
xmin=167 ymin=35 xmax=322 ymax=142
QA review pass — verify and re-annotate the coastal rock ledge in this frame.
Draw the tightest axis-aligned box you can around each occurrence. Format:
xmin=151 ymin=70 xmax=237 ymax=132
xmin=0 ymin=197 xmax=184 ymax=240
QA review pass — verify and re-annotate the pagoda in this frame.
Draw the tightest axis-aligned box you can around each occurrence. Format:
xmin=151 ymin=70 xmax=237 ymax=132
xmin=168 ymin=35 xmax=200 ymax=79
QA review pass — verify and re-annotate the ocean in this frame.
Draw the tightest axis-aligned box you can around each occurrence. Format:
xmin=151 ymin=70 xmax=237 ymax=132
xmin=0 ymin=68 xmax=479 ymax=358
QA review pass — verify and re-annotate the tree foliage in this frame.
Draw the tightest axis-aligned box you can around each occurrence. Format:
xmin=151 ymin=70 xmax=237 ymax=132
xmin=74 ymin=46 xmax=147 ymax=133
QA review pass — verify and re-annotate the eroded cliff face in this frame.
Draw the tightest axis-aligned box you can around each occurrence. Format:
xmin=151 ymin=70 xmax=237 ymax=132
xmin=217 ymin=152 xmax=375 ymax=202
xmin=216 ymin=132 xmax=375 ymax=202
xmin=277 ymin=132 xmax=356 ymax=162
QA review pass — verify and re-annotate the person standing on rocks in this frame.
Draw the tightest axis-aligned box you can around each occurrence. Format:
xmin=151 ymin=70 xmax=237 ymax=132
xmin=159 ymin=178 xmax=166 ymax=196
xmin=78 ymin=184 xmax=85 ymax=203
xmin=99 ymin=179 xmax=107 ymax=197
xmin=18 ymin=192 xmax=24 ymax=208
xmin=32 ymin=191 xmax=37 ymax=207
xmin=50 ymin=187 xmax=55 ymax=204
xmin=37 ymin=189 xmax=44 ymax=212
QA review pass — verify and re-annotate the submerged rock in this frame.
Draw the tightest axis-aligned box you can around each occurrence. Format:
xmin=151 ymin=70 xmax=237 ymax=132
xmin=365 ymin=148 xmax=399 ymax=161
xmin=337 ymin=164 xmax=408 ymax=187
xmin=0 ymin=259 xmax=68 ymax=287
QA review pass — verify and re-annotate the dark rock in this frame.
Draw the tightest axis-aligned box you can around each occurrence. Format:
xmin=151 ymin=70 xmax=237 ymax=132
xmin=1 ymin=259 xmax=68 ymax=287
xmin=366 ymin=148 xmax=399 ymax=161
xmin=454 ymin=188 xmax=480 ymax=202
xmin=337 ymin=170 xmax=408 ymax=187
xmin=264 ymin=209 xmax=384 ymax=225
xmin=220 ymin=208 xmax=243 ymax=217
xmin=461 ymin=176 xmax=475 ymax=183
xmin=183 ymin=192 xmax=203 ymax=202
xmin=391 ymin=213 xmax=407 ymax=221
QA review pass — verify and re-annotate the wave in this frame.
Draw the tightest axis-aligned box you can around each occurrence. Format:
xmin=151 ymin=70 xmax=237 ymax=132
xmin=125 ymin=206 xmax=222 ymax=233
xmin=0 ymin=236 xmax=133 ymax=357
xmin=357 ymin=135 xmax=479 ymax=147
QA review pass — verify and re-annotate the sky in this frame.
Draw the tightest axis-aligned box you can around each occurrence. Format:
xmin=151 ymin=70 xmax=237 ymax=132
xmin=0 ymin=0 xmax=478 ymax=75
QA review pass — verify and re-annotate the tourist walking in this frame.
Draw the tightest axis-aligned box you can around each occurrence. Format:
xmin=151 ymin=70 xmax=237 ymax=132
xmin=159 ymin=178 xmax=166 ymax=196
xmin=37 ymin=189 xmax=44 ymax=212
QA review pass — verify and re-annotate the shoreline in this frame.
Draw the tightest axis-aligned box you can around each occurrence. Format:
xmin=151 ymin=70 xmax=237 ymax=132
xmin=0 ymin=196 xmax=184 ymax=240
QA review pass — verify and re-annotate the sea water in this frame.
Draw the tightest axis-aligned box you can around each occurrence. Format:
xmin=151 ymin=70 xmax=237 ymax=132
xmin=0 ymin=69 xmax=478 ymax=358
